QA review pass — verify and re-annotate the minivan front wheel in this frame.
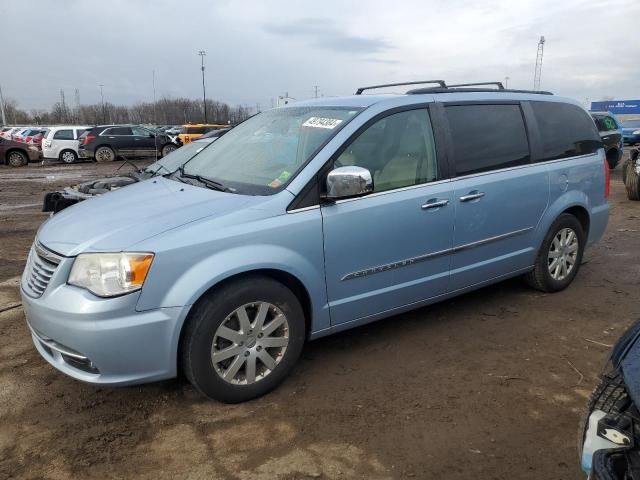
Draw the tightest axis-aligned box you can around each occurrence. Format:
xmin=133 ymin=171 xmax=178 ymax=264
xmin=525 ymin=213 xmax=585 ymax=292
xmin=181 ymin=276 xmax=306 ymax=403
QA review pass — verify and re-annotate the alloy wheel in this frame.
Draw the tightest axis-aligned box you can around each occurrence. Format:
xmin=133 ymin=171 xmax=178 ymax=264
xmin=211 ymin=302 xmax=289 ymax=385
xmin=547 ymin=227 xmax=579 ymax=281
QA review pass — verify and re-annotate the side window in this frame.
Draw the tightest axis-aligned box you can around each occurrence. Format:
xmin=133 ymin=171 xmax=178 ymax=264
xmin=446 ymin=104 xmax=530 ymax=176
xmin=53 ymin=129 xmax=74 ymax=140
xmin=131 ymin=126 xmax=151 ymax=136
xmin=334 ymin=109 xmax=438 ymax=193
xmin=105 ymin=127 xmax=132 ymax=135
xmin=531 ymin=102 xmax=601 ymax=162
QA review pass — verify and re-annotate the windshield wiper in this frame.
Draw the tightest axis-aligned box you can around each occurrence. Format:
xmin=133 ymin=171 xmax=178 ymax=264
xmin=178 ymin=166 xmax=233 ymax=192
xmin=146 ymin=163 xmax=172 ymax=177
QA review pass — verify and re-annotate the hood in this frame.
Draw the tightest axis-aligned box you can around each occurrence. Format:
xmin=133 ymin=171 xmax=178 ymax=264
xmin=38 ymin=177 xmax=267 ymax=256
xmin=623 ymin=127 xmax=640 ymax=134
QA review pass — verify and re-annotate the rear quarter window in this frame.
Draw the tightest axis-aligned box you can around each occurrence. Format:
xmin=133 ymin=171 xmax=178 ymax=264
xmin=446 ymin=103 xmax=530 ymax=176
xmin=532 ymin=102 xmax=601 ymax=162
xmin=53 ymin=129 xmax=74 ymax=140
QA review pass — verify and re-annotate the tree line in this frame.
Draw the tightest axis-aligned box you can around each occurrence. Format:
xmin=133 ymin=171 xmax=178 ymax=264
xmin=2 ymin=97 xmax=253 ymax=126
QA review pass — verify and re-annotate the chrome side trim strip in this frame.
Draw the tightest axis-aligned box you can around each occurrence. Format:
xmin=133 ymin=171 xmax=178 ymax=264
xmin=287 ymin=205 xmax=321 ymax=214
xmin=452 ymin=226 xmax=533 ymax=253
xmin=341 ymin=226 xmax=534 ymax=281
xmin=30 ymin=327 xmax=88 ymax=360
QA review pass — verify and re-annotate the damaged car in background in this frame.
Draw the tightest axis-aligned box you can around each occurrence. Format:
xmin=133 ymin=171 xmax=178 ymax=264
xmin=42 ymin=129 xmax=229 ymax=213
xmin=579 ymin=320 xmax=640 ymax=479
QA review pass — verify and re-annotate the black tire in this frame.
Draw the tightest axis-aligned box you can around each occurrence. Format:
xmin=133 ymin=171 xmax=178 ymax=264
xmin=622 ymin=159 xmax=629 ymax=185
xmin=626 ymin=160 xmax=640 ymax=201
xmin=6 ymin=150 xmax=28 ymax=167
xmin=161 ymin=143 xmax=177 ymax=157
xmin=606 ymin=149 xmax=619 ymax=170
xmin=94 ymin=146 xmax=115 ymax=163
xmin=525 ymin=213 xmax=586 ymax=292
xmin=59 ymin=150 xmax=77 ymax=164
xmin=180 ymin=275 xmax=306 ymax=403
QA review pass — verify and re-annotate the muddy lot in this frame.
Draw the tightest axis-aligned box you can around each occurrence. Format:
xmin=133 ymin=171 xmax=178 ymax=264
xmin=0 ymin=157 xmax=638 ymax=480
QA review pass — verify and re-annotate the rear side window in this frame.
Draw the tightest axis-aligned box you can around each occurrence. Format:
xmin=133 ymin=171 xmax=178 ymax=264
xmin=104 ymin=127 xmax=132 ymax=135
xmin=532 ymin=102 xmax=601 ymax=161
xmin=53 ymin=129 xmax=74 ymax=140
xmin=593 ymin=115 xmax=617 ymax=132
xmin=446 ymin=104 xmax=530 ymax=176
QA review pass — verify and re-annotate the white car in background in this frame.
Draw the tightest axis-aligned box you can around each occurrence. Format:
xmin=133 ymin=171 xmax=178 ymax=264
xmin=42 ymin=126 xmax=91 ymax=163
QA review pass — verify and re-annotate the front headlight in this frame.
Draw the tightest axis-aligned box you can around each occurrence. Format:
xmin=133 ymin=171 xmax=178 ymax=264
xmin=633 ymin=130 xmax=640 ymax=135
xmin=68 ymin=252 xmax=154 ymax=297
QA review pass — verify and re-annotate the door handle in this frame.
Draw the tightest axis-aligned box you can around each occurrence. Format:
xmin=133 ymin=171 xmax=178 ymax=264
xmin=421 ymin=199 xmax=449 ymax=210
xmin=459 ymin=192 xmax=485 ymax=202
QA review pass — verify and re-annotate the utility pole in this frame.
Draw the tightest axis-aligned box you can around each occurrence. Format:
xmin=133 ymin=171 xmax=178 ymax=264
xmin=533 ymin=36 xmax=545 ymax=91
xmin=0 ymin=84 xmax=6 ymax=126
xmin=99 ymin=83 xmax=106 ymax=124
xmin=60 ymin=89 xmax=67 ymax=123
xmin=198 ymin=50 xmax=207 ymax=123
xmin=314 ymin=85 xmax=319 ymax=98
xmin=152 ymin=69 xmax=157 ymax=125
xmin=74 ymin=88 xmax=81 ymax=123
xmin=504 ymin=76 xmax=510 ymax=89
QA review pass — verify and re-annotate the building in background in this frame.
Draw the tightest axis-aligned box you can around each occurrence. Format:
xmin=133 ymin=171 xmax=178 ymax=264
xmin=591 ymin=99 xmax=640 ymax=121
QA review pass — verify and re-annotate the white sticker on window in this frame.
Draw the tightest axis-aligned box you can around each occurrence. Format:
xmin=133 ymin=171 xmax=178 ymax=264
xmin=302 ymin=117 xmax=343 ymax=129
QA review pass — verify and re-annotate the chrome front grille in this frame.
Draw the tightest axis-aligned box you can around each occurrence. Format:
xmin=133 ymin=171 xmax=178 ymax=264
xmin=23 ymin=241 xmax=62 ymax=298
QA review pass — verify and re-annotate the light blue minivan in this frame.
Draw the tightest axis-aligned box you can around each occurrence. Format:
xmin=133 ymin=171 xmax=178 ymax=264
xmin=21 ymin=80 xmax=609 ymax=402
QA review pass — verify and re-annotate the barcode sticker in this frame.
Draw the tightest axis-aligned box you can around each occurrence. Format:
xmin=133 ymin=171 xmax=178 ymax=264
xmin=302 ymin=117 xmax=343 ymax=129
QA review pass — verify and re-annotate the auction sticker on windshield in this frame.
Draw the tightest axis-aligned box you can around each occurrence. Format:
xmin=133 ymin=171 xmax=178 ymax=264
xmin=302 ymin=117 xmax=343 ymax=129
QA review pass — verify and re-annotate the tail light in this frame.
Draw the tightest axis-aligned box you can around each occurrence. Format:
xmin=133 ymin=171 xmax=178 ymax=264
xmin=82 ymin=134 xmax=96 ymax=145
xmin=604 ymin=157 xmax=611 ymax=198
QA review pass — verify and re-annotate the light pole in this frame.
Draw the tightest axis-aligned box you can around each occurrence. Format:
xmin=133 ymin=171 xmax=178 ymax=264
xmin=99 ymin=83 xmax=106 ymax=124
xmin=198 ymin=50 xmax=207 ymax=123
xmin=504 ymin=76 xmax=510 ymax=89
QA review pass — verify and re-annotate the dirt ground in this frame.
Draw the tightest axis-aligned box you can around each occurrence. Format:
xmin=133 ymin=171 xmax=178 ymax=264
xmin=0 ymin=156 xmax=638 ymax=480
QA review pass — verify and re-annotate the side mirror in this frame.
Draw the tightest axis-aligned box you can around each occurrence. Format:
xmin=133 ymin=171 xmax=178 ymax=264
xmin=324 ymin=166 xmax=373 ymax=201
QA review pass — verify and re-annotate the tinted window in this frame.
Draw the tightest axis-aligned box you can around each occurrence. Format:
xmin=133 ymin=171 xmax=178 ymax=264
xmin=532 ymin=102 xmax=601 ymax=161
xmin=334 ymin=108 xmax=438 ymax=193
xmin=104 ymin=127 xmax=132 ymax=135
xmin=446 ymin=104 xmax=530 ymax=176
xmin=131 ymin=126 xmax=151 ymax=136
xmin=593 ymin=115 xmax=617 ymax=132
xmin=53 ymin=129 xmax=74 ymax=140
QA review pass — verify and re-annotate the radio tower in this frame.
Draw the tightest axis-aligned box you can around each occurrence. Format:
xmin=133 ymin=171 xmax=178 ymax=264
xmin=533 ymin=36 xmax=545 ymax=91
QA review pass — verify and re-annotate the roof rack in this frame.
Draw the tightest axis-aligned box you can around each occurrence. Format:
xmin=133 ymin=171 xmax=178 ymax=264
xmin=407 ymin=86 xmax=553 ymax=95
xmin=448 ymin=82 xmax=504 ymax=89
xmin=355 ymin=80 xmax=446 ymax=95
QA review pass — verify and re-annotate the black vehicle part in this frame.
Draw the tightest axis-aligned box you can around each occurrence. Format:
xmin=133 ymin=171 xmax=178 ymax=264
xmin=42 ymin=192 xmax=80 ymax=213
xmin=627 ymin=150 xmax=640 ymax=201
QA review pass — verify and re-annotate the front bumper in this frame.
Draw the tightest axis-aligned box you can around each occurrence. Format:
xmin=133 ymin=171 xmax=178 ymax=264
xmin=623 ymin=135 xmax=640 ymax=145
xmin=21 ymin=249 xmax=190 ymax=386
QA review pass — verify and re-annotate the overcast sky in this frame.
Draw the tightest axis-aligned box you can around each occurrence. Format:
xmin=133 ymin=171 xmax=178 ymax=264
xmin=1 ymin=0 xmax=639 ymax=112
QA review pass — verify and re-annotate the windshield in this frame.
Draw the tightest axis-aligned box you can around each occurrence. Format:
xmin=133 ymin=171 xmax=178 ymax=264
xmin=181 ymin=106 xmax=361 ymax=195
xmin=624 ymin=120 xmax=640 ymax=128
xmin=146 ymin=140 xmax=213 ymax=173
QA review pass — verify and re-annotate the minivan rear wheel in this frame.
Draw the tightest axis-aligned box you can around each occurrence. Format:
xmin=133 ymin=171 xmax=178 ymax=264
xmin=180 ymin=276 xmax=306 ymax=403
xmin=525 ymin=213 xmax=585 ymax=292
xmin=59 ymin=150 xmax=77 ymax=164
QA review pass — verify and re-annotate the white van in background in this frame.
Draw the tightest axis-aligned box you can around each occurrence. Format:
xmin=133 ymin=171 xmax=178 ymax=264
xmin=42 ymin=126 xmax=91 ymax=163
